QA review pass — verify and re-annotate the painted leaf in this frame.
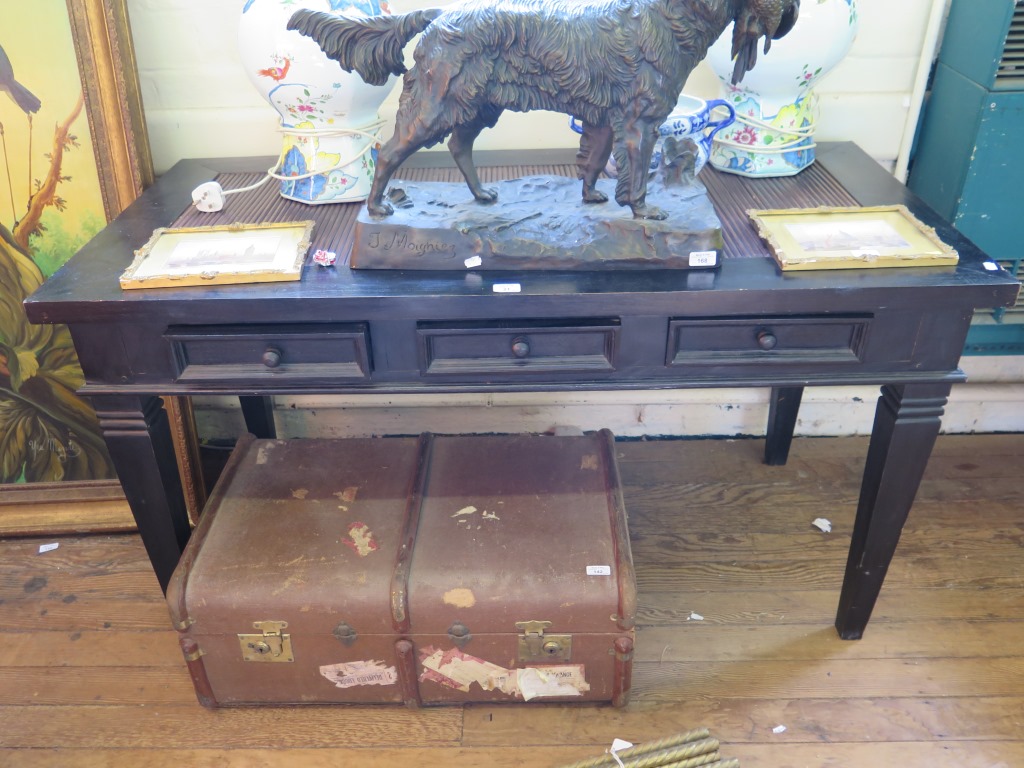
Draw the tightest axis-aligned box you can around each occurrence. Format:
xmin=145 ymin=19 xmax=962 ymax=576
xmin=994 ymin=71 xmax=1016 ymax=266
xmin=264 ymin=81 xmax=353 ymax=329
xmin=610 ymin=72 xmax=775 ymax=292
xmin=0 ymin=232 xmax=113 ymax=483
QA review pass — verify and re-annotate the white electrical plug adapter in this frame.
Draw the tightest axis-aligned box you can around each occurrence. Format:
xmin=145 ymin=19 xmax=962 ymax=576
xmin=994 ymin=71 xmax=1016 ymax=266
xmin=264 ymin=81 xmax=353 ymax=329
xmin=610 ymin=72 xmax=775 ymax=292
xmin=191 ymin=181 xmax=226 ymax=212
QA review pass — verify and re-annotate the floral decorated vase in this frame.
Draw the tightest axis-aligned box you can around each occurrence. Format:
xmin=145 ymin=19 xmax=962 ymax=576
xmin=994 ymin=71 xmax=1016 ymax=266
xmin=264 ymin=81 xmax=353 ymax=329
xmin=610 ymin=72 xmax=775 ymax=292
xmin=705 ymin=0 xmax=858 ymax=178
xmin=238 ymin=0 xmax=395 ymax=204
xmin=569 ymin=94 xmax=735 ymax=177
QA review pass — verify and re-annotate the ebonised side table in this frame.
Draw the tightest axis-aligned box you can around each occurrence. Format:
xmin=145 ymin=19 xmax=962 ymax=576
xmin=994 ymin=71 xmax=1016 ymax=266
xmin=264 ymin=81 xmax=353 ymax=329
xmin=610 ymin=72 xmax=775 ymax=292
xmin=25 ymin=142 xmax=1020 ymax=639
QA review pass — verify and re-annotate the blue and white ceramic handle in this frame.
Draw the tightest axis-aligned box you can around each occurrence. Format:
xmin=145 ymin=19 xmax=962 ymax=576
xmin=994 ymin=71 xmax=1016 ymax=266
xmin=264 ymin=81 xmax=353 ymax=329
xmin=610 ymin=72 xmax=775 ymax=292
xmin=704 ymin=99 xmax=736 ymax=145
xmin=570 ymin=97 xmax=736 ymax=176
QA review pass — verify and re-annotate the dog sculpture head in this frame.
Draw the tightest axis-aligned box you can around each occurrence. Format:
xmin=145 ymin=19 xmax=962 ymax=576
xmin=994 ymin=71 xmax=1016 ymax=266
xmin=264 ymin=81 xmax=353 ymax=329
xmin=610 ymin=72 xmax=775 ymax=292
xmin=730 ymin=0 xmax=800 ymax=84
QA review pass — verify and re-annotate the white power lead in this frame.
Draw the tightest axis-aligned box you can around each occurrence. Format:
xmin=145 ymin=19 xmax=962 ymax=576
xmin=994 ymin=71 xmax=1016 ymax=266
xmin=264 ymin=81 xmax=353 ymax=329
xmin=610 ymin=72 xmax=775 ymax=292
xmin=189 ymin=118 xmax=386 ymax=213
xmin=190 ymin=173 xmax=274 ymax=213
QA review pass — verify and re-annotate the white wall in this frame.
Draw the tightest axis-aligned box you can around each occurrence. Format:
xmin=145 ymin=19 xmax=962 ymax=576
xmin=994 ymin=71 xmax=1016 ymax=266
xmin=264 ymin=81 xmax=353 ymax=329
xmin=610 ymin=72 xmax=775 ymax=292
xmin=126 ymin=0 xmax=1024 ymax=438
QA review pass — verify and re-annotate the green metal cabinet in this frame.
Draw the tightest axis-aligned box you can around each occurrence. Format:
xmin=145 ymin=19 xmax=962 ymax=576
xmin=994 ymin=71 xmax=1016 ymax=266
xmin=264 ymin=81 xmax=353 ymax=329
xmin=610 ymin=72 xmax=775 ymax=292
xmin=909 ymin=0 xmax=1024 ymax=354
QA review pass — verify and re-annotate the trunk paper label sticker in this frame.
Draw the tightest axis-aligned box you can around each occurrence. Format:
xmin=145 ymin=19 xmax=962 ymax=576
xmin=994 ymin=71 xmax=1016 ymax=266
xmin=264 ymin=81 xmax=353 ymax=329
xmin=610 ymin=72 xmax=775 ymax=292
xmin=451 ymin=506 xmax=501 ymax=526
xmin=320 ymin=660 xmax=398 ymax=689
xmin=516 ymin=666 xmax=590 ymax=701
xmin=255 ymin=443 xmax=274 ymax=465
xmin=418 ymin=646 xmax=590 ymax=700
xmin=419 ymin=646 xmax=511 ymax=693
xmin=344 ymin=522 xmax=378 ymax=557
xmin=336 ymin=486 xmax=359 ymax=503
xmin=442 ymin=588 xmax=477 ymax=609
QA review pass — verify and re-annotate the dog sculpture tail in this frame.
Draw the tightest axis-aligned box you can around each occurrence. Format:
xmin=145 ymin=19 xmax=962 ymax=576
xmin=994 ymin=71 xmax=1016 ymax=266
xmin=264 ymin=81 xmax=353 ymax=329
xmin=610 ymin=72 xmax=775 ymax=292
xmin=288 ymin=8 xmax=442 ymax=87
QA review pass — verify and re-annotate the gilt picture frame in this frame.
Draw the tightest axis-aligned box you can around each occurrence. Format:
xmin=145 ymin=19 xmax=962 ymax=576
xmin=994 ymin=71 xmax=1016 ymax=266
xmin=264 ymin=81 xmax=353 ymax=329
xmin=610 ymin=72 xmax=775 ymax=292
xmin=0 ymin=1 xmax=156 ymax=534
xmin=119 ymin=221 xmax=315 ymax=290
xmin=65 ymin=0 xmax=154 ymax=218
xmin=749 ymin=205 xmax=960 ymax=272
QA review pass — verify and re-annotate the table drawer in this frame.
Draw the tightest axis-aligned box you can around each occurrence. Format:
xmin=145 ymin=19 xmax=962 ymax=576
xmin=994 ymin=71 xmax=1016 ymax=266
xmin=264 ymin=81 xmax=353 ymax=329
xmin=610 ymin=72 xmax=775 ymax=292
xmin=667 ymin=316 xmax=871 ymax=367
xmin=418 ymin=319 xmax=619 ymax=376
xmin=167 ymin=324 xmax=371 ymax=384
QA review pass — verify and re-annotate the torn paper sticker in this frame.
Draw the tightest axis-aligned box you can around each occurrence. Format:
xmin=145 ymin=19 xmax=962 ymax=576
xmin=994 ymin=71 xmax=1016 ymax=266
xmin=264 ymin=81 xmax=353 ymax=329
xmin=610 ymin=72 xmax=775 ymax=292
xmin=812 ymin=518 xmax=832 ymax=533
xmin=418 ymin=647 xmax=590 ymax=700
xmin=320 ymin=660 xmax=397 ymax=689
xmin=517 ymin=665 xmax=591 ymax=701
xmin=344 ymin=522 xmax=378 ymax=557
xmin=419 ymin=646 xmax=513 ymax=694
xmin=38 ymin=543 xmax=60 ymax=554
xmin=772 ymin=724 xmax=787 ymax=734
xmin=442 ymin=587 xmax=476 ymax=609
xmin=336 ymin=487 xmax=359 ymax=503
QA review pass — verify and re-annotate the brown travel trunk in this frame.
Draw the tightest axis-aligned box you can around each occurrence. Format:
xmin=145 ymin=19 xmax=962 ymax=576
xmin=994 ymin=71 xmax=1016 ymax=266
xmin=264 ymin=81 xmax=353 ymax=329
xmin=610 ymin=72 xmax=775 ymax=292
xmin=167 ymin=431 xmax=636 ymax=707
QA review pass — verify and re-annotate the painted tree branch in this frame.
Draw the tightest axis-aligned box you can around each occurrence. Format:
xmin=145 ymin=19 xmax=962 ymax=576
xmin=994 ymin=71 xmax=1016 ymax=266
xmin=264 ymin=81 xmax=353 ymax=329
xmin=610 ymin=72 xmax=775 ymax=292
xmin=13 ymin=92 xmax=85 ymax=251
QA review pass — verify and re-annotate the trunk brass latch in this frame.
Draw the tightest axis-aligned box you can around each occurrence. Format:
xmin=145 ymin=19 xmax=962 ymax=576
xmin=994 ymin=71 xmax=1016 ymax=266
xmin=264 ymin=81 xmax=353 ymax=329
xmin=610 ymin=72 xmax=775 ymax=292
xmin=516 ymin=620 xmax=572 ymax=662
xmin=239 ymin=620 xmax=294 ymax=662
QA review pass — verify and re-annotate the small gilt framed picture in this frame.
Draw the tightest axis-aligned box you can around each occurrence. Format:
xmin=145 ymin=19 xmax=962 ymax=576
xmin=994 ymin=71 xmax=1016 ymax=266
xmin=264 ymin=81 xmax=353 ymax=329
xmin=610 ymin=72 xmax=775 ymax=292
xmin=748 ymin=205 xmax=959 ymax=272
xmin=119 ymin=221 xmax=315 ymax=289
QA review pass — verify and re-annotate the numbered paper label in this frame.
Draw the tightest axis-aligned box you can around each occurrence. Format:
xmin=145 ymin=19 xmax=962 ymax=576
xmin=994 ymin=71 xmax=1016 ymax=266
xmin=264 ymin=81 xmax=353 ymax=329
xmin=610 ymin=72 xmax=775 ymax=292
xmin=689 ymin=251 xmax=717 ymax=267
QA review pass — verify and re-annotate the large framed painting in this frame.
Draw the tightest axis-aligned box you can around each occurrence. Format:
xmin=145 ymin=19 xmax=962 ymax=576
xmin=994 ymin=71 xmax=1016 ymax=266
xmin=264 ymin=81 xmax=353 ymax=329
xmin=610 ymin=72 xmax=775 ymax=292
xmin=0 ymin=0 xmax=155 ymax=534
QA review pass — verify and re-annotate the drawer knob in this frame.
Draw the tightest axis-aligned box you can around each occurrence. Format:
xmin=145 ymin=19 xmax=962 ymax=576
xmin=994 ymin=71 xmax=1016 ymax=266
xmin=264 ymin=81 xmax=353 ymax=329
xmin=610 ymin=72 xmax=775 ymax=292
xmin=510 ymin=336 xmax=531 ymax=358
xmin=756 ymin=331 xmax=778 ymax=351
xmin=262 ymin=347 xmax=283 ymax=368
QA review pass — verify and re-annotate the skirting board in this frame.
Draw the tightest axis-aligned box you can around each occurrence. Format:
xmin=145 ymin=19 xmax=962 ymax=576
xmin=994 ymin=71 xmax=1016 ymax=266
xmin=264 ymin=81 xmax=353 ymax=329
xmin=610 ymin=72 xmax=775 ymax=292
xmin=192 ymin=383 xmax=1024 ymax=441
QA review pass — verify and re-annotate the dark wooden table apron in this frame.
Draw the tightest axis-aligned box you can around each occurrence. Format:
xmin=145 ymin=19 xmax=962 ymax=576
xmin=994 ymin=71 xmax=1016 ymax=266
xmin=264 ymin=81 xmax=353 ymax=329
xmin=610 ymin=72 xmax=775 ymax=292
xmin=25 ymin=143 xmax=1020 ymax=640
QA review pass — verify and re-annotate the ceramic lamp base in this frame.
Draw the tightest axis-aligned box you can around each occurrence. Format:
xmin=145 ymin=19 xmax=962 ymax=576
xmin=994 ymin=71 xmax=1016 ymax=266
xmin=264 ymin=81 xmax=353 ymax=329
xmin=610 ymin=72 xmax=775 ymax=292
xmin=710 ymin=90 xmax=816 ymax=178
xmin=239 ymin=0 xmax=394 ymax=205
xmin=275 ymin=124 xmax=380 ymax=204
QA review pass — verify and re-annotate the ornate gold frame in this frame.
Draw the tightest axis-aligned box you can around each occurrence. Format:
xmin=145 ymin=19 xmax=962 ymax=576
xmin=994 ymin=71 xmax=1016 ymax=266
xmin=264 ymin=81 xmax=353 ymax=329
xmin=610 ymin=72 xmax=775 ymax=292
xmin=65 ymin=0 xmax=154 ymax=218
xmin=119 ymin=221 xmax=315 ymax=290
xmin=749 ymin=205 xmax=959 ymax=272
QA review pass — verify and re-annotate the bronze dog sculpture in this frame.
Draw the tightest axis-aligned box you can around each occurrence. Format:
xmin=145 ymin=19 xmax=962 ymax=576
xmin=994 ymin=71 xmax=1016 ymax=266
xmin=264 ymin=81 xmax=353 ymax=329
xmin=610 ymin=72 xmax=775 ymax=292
xmin=289 ymin=0 xmax=799 ymax=219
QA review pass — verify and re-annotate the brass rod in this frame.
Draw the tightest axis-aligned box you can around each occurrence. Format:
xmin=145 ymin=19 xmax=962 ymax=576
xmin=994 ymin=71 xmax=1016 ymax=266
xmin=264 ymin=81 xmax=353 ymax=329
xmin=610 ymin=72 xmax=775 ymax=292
xmin=639 ymin=750 xmax=722 ymax=768
xmin=553 ymin=730 xmax=714 ymax=768
xmin=619 ymin=740 xmax=719 ymax=768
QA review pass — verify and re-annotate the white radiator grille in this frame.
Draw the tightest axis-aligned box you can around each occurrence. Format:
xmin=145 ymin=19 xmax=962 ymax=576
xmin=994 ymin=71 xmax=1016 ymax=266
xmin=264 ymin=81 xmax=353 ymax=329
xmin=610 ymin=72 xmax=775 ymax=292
xmin=996 ymin=259 xmax=1024 ymax=315
xmin=995 ymin=3 xmax=1024 ymax=88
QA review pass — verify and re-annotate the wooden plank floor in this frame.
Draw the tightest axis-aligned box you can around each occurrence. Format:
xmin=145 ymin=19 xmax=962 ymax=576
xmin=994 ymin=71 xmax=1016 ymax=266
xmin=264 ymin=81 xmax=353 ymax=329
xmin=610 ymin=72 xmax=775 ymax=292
xmin=1 ymin=434 xmax=1022 ymax=767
